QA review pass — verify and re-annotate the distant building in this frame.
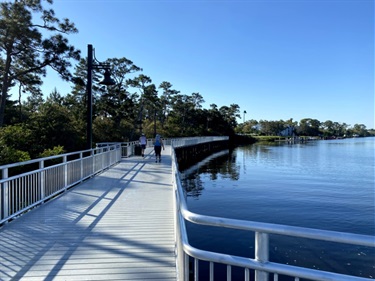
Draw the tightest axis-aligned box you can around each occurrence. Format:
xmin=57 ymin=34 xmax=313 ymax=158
xmin=279 ymin=126 xmax=295 ymax=137
xmin=252 ymin=124 xmax=262 ymax=131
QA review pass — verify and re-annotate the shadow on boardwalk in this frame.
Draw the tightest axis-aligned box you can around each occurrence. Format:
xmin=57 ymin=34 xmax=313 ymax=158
xmin=0 ymin=147 xmax=176 ymax=281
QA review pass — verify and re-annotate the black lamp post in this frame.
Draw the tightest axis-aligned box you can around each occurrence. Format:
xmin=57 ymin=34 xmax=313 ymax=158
xmin=86 ymin=44 xmax=115 ymax=149
xmin=154 ymin=108 xmax=157 ymax=137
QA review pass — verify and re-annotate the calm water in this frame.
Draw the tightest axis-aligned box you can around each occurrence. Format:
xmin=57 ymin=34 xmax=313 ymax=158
xmin=181 ymin=137 xmax=375 ymax=280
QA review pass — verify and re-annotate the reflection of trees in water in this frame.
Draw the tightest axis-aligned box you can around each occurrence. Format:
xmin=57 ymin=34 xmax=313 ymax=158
xmin=183 ymin=176 xmax=204 ymax=198
xmin=182 ymin=149 xmax=240 ymax=198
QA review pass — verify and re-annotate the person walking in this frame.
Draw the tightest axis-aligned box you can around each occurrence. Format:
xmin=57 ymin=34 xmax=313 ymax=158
xmin=153 ymin=134 xmax=164 ymax=163
xmin=139 ymin=133 xmax=147 ymax=158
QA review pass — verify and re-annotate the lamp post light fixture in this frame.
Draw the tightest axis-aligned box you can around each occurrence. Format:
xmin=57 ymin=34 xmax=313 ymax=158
xmin=86 ymin=44 xmax=115 ymax=149
xmin=243 ymin=110 xmax=247 ymax=123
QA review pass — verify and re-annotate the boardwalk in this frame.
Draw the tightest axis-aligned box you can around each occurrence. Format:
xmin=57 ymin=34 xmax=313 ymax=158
xmin=0 ymin=146 xmax=177 ymax=281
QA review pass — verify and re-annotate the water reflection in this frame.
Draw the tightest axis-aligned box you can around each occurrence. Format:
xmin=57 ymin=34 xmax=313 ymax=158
xmin=181 ymin=143 xmax=285 ymax=198
xmin=181 ymin=149 xmax=240 ymax=198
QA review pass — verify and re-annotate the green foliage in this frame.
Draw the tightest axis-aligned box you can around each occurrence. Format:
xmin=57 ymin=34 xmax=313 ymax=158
xmin=38 ymin=146 xmax=65 ymax=158
xmin=27 ymin=100 xmax=84 ymax=154
xmin=0 ymin=124 xmax=32 ymax=149
xmin=93 ymin=117 xmax=122 ymax=143
xmin=0 ymin=124 xmax=33 ymax=165
xmin=0 ymin=144 xmax=31 ymax=166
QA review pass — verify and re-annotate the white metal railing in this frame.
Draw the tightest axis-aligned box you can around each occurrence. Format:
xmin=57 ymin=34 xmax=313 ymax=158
xmin=97 ymin=141 xmax=140 ymax=157
xmin=170 ymin=141 xmax=375 ymax=281
xmin=98 ymin=136 xmax=229 ymax=158
xmin=169 ymin=136 xmax=229 ymax=148
xmin=0 ymin=144 xmax=122 ymax=225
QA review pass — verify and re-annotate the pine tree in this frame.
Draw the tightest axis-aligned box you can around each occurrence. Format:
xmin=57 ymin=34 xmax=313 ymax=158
xmin=0 ymin=0 xmax=80 ymax=127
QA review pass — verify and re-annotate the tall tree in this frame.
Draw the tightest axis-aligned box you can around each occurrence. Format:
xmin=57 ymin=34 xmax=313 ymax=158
xmin=0 ymin=0 xmax=80 ymax=127
xmin=96 ymin=57 xmax=142 ymax=135
xmin=219 ymin=104 xmax=240 ymax=130
xmin=127 ymin=74 xmax=154 ymax=139
xmin=352 ymin=124 xmax=368 ymax=137
xmin=159 ymin=81 xmax=179 ymax=128
xmin=191 ymin=92 xmax=204 ymax=109
xmin=297 ymin=118 xmax=321 ymax=136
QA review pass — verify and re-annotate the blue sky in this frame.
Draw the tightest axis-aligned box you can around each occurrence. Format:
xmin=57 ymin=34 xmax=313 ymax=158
xmin=41 ymin=0 xmax=374 ymax=128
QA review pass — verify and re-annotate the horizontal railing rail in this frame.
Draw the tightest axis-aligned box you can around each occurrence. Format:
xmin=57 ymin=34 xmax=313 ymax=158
xmin=170 ymin=140 xmax=375 ymax=281
xmin=0 ymin=144 xmax=122 ymax=225
xmin=97 ymin=136 xmax=229 ymax=158
xmin=170 ymin=136 xmax=229 ymax=148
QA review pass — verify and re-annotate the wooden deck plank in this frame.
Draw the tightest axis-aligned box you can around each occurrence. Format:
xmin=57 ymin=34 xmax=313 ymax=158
xmin=0 ymin=146 xmax=177 ymax=281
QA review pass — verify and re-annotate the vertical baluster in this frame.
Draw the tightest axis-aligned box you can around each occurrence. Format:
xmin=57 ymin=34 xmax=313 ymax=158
xmin=9 ymin=179 xmax=12 ymax=215
xmin=24 ymin=175 xmax=32 ymax=208
xmin=209 ymin=262 xmax=214 ymax=281
xmin=30 ymin=174 xmax=33 ymax=204
xmin=25 ymin=175 xmax=28 ymax=208
xmin=29 ymin=174 xmax=32 ymax=205
xmin=13 ymin=179 xmax=16 ymax=214
xmin=32 ymin=173 xmax=34 ymax=204
xmin=35 ymin=172 xmax=38 ymax=203
xmin=194 ymin=258 xmax=199 ymax=281
xmin=55 ymin=166 xmax=58 ymax=192
xmin=20 ymin=177 xmax=23 ymax=211
xmin=17 ymin=177 xmax=19 ymax=212
xmin=64 ymin=155 xmax=67 ymax=191
xmin=80 ymin=152 xmax=83 ymax=182
xmin=274 ymin=273 xmax=278 ymax=281
xmin=245 ymin=268 xmax=250 ymax=281
xmin=26 ymin=175 xmax=28 ymax=207
xmin=227 ymin=265 xmax=231 ymax=281
xmin=45 ymin=169 xmax=49 ymax=197
xmin=9 ymin=179 xmax=13 ymax=215
xmin=36 ymin=172 xmax=38 ymax=202
xmin=51 ymin=160 xmax=54 ymax=191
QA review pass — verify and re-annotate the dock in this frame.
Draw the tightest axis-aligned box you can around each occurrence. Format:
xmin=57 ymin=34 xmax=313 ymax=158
xmin=0 ymin=146 xmax=177 ymax=281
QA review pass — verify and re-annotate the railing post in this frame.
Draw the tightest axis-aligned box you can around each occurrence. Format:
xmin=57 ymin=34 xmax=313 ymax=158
xmin=119 ymin=144 xmax=122 ymax=160
xmin=39 ymin=160 xmax=45 ymax=202
xmin=1 ymin=168 xmax=9 ymax=220
xmin=184 ymin=253 xmax=189 ymax=281
xmin=255 ymin=232 xmax=269 ymax=281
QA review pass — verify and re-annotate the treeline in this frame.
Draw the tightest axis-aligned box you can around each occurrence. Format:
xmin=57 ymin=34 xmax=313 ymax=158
xmin=236 ymin=118 xmax=373 ymax=138
xmin=0 ymin=84 xmax=241 ymax=165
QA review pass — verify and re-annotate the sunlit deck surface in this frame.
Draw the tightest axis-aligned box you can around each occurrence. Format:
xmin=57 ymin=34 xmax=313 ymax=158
xmin=0 ymin=146 xmax=177 ymax=281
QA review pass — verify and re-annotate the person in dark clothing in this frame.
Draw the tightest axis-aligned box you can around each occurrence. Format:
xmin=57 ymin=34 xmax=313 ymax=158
xmin=153 ymin=134 xmax=164 ymax=162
